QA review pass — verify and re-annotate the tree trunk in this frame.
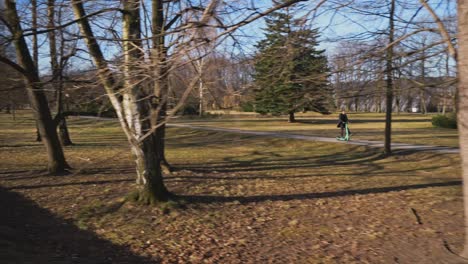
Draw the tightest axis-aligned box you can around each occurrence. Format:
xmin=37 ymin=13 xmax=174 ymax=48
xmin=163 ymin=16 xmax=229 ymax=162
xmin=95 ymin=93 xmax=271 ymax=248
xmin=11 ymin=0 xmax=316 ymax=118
xmin=35 ymin=122 xmax=42 ymax=141
xmin=384 ymin=0 xmax=395 ymax=156
xmin=395 ymin=78 xmax=400 ymax=114
xmin=47 ymin=0 xmax=72 ymax=146
xmin=58 ymin=118 xmax=72 ymax=146
xmin=133 ymin=134 xmax=169 ymax=204
xmin=457 ymin=0 xmax=468 ymax=258
xmin=442 ymin=100 xmax=447 ymax=115
xmin=420 ymin=89 xmax=426 ymax=114
xmin=32 ymin=0 xmax=41 ymax=141
xmin=376 ymin=78 xmax=383 ymax=113
xmin=288 ymin=111 xmax=296 ymax=123
xmin=420 ymin=44 xmax=427 ymax=115
xmin=406 ymin=88 xmax=413 ymax=112
xmin=72 ymin=0 xmax=170 ymax=203
xmin=123 ymin=0 xmax=170 ymax=203
xmin=395 ymin=60 xmax=401 ymax=115
xmin=198 ymin=60 xmax=204 ymax=117
xmin=5 ymin=0 xmax=69 ymax=174
xmin=152 ymin=0 xmax=172 ymax=173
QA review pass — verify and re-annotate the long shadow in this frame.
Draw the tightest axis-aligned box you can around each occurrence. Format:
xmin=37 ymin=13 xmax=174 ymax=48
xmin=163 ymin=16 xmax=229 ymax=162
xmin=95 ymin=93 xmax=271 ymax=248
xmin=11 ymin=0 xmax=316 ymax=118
xmin=180 ymin=180 xmax=462 ymax=204
xmin=6 ymin=178 xmax=133 ymax=190
xmin=0 ymin=170 xmax=50 ymax=181
xmin=0 ymin=144 xmax=42 ymax=148
xmin=76 ymin=167 xmax=135 ymax=176
xmin=0 ymin=186 xmax=155 ymax=264
xmin=0 ymin=170 xmax=36 ymax=175
xmin=167 ymin=131 xmax=260 ymax=149
xmin=70 ymin=142 xmax=127 ymax=147
xmin=175 ymin=147 xmax=388 ymax=174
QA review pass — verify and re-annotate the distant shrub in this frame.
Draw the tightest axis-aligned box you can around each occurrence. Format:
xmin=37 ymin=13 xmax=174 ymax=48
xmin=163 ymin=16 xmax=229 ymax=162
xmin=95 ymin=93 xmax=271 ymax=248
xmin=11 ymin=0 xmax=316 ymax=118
xmin=432 ymin=113 xmax=457 ymax=129
xmin=240 ymin=102 xmax=254 ymax=112
xmin=180 ymin=105 xmax=199 ymax=116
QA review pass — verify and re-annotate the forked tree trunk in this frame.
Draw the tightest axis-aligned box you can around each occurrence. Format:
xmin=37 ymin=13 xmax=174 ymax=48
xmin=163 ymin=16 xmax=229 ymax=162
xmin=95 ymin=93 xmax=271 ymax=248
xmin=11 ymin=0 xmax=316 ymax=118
xmin=384 ymin=0 xmax=395 ymax=156
xmin=457 ymin=0 xmax=468 ymax=258
xmin=123 ymin=0 xmax=170 ymax=203
xmin=72 ymin=0 xmax=170 ymax=203
xmin=5 ymin=0 xmax=69 ymax=174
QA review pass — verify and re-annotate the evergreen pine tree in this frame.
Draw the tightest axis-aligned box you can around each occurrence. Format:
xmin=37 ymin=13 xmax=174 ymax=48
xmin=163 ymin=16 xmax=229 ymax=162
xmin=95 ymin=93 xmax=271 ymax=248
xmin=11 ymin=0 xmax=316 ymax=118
xmin=253 ymin=10 xmax=331 ymax=122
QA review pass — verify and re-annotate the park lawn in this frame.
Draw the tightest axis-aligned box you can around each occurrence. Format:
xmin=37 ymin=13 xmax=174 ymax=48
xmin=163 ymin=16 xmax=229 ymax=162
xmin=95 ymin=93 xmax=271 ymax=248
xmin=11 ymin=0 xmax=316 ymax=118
xmin=0 ymin=111 xmax=464 ymax=263
xmin=176 ymin=112 xmax=459 ymax=148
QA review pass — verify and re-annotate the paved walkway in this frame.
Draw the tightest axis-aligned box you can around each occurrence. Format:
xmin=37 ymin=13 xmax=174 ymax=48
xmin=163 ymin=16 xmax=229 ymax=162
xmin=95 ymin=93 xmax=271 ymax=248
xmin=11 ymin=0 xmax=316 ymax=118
xmin=168 ymin=123 xmax=459 ymax=154
xmin=76 ymin=116 xmax=459 ymax=154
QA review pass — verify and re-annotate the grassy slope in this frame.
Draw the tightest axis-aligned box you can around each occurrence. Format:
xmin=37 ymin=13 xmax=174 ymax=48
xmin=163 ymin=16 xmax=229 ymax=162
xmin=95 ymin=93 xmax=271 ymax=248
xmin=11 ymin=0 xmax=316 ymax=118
xmin=0 ymin=111 xmax=464 ymax=263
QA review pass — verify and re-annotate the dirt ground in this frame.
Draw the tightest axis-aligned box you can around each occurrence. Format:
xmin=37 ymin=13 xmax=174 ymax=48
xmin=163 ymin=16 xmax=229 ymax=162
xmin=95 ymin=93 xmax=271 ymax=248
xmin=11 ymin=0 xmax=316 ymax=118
xmin=0 ymin=113 xmax=465 ymax=263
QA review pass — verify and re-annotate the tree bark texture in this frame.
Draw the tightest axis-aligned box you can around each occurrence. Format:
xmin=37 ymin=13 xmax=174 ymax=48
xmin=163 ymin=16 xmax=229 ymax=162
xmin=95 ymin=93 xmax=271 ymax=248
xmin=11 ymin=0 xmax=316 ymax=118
xmin=457 ymin=0 xmax=468 ymax=258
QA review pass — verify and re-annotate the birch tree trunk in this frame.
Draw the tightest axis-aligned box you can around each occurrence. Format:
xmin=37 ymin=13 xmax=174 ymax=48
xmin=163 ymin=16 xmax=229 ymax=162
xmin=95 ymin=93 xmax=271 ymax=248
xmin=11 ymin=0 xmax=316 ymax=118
xmin=5 ymin=0 xmax=69 ymax=174
xmin=72 ymin=0 xmax=170 ymax=203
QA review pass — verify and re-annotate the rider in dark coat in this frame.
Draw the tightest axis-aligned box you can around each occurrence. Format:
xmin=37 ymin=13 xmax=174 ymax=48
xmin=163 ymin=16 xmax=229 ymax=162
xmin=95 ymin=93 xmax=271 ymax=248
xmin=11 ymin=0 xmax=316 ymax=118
xmin=337 ymin=110 xmax=351 ymax=137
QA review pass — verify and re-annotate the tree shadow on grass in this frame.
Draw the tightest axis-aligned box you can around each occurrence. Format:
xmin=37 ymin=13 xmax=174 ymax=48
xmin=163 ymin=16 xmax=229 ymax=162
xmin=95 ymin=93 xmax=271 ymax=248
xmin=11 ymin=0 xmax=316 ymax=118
xmin=0 ymin=170 xmax=56 ymax=181
xmin=0 ymin=186 xmax=155 ymax=264
xmin=179 ymin=180 xmax=461 ymax=205
xmin=6 ymin=178 xmax=134 ymax=190
xmin=175 ymin=146 xmax=388 ymax=174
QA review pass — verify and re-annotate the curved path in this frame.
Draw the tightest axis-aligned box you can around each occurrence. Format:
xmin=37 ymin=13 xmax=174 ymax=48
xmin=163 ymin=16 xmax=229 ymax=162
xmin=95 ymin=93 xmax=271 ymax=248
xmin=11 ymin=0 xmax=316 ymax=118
xmin=76 ymin=116 xmax=459 ymax=154
xmin=168 ymin=123 xmax=459 ymax=154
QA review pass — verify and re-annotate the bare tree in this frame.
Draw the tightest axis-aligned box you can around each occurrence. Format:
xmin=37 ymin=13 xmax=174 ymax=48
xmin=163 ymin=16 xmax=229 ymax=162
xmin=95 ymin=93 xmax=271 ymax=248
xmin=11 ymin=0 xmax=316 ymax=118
xmin=70 ymin=0 xmax=315 ymax=204
xmin=2 ymin=0 xmax=69 ymax=174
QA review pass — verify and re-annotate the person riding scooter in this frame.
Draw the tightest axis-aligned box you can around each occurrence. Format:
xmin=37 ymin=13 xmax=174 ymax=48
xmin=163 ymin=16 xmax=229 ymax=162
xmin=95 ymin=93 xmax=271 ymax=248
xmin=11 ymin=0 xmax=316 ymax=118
xmin=337 ymin=110 xmax=352 ymax=137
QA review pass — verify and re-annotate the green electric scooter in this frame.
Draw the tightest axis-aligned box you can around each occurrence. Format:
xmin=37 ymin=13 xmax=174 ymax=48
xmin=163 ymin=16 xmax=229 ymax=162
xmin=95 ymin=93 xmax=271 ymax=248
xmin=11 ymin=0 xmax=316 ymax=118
xmin=336 ymin=122 xmax=351 ymax=141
